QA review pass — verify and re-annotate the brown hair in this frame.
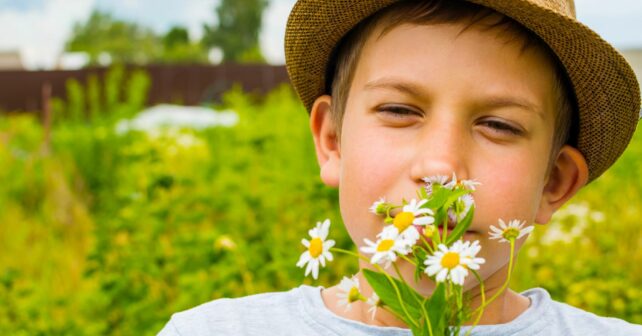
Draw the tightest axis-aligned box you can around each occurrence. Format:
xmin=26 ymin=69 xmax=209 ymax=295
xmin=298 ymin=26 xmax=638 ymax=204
xmin=326 ymin=0 xmax=577 ymax=168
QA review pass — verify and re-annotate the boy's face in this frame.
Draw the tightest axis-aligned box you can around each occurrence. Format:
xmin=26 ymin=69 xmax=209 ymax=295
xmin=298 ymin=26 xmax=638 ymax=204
xmin=311 ymin=20 xmax=584 ymax=291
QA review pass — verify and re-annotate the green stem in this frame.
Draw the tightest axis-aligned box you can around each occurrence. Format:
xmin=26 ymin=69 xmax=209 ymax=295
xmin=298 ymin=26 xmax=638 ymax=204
xmin=330 ymin=247 xmax=371 ymax=263
xmin=330 ymin=247 xmax=420 ymax=328
xmin=442 ymin=217 xmax=449 ymax=242
xmin=472 ymin=239 xmax=516 ymax=314
xmin=419 ymin=234 xmax=435 ymax=254
xmin=421 ymin=297 xmax=435 ymax=336
xmin=391 ymin=261 xmax=430 ymax=334
xmin=399 ymin=253 xmax=418 ymax=267
xmin=464 ymin=270 xmax=486 ymax=336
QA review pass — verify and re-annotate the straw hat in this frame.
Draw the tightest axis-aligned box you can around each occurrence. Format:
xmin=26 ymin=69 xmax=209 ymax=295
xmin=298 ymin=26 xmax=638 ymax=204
xmin=285 ymin=0 xmax=641 ymax=183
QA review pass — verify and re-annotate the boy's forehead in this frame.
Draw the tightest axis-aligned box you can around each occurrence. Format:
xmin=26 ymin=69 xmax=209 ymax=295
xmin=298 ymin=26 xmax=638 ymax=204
xmin=353 ymin=22 xmax=558 ymax=115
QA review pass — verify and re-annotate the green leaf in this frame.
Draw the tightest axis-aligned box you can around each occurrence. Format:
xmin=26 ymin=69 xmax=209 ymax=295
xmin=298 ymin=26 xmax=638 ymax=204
xmin=425 ymin=282 xmax=448 ymax=335
xmin=445 ymin=207 xmax=475 ymax=245
xmin=410 ymin=323 xmax=428 ymax=336
xmin=419 ymin=186 xmax=429 ymax=200
xmin=443 ymin=189 xmax=471 ymax=210
xmin=412 ymin=247 xmax=428 ymax=283
xmin=363 ymin=269 xmax=423 ymax=322
xmin=425 ymin=185 xmax=450 ymax=209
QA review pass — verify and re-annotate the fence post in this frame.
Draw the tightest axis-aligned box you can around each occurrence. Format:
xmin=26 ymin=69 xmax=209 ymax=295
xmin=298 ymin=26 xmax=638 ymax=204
xmin=41 ymin=81 xmax=52 ymax=154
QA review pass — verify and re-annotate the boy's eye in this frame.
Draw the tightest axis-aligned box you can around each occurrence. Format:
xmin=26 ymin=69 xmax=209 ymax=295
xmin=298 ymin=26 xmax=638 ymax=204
xmin=375 ymin=105 xmax=423 ymax=118
xmin=478 ymin=119 xmax=523 ymax=136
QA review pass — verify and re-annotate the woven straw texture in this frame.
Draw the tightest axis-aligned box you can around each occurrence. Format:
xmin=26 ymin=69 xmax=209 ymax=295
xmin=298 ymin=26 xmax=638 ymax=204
xmin=285 ymin=0 xmax=641 ymax=183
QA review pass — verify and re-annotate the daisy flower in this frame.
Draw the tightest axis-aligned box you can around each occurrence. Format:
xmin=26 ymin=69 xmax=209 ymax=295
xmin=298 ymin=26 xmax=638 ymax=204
xmin=422 ymin=175 xmax=450 ymax=185
xmin=422 ymin=175 xmax=450 ymax=196
xmin=336 ymin=275 xmax=364 ymax=311
xmin=296 ymin=219 xmax=335 ymax=279
xmin=448 ymin=194 xmax=474 ymax=223
xmin=424 ymin=240 xmax=485 ymax=286
xmin=366 ymin=292 xmax=381 ymax=320
xmin=489 ymin=219 xmax=534 ymax=243
xmin=393 ymin=199 xmax=434 ymax=242
xmin=361 ymin=226 xmax=411 ymax=268
xmin=369 ymin=197 xmax=389 ymax=216
xmin=444 ymin=172 xmax=481 ymax=191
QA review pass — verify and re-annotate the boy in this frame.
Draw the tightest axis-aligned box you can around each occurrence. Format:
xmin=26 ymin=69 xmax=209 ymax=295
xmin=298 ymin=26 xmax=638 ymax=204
xmin=159 ymin=0 xmax=642 ymax=335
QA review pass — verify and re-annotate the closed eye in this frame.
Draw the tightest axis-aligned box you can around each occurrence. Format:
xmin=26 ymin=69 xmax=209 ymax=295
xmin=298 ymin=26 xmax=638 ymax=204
xmin=376 ymin=105 xmax=423 ymax=118
xmin=478 ymin=119 xmax=523 ymax=136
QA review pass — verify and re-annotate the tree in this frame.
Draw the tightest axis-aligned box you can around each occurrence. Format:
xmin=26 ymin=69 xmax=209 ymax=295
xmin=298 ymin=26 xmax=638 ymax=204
xmin=66 ymin=10 xmax=162 ymax=65
xmin=161 ymin=26 xmax=208 ymax=63
xmin=66 ymin=11 xmax=208 ymax=65
xmin=164 ymin=27 xmax=190 ymax=49
xmin=201 ymin=0 xmax=269 ymax=63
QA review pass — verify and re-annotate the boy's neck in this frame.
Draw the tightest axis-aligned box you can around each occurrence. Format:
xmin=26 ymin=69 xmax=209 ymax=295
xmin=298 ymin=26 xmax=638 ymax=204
xmin=320 ymin=263 xmax=531 ymax=328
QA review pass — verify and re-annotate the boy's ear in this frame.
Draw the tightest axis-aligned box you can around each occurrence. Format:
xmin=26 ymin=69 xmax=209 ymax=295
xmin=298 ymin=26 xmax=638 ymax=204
xmin=310 ymin=95 xmax=341 ymax=187
xmin=535 ymin=145 xmax=589 ymax=224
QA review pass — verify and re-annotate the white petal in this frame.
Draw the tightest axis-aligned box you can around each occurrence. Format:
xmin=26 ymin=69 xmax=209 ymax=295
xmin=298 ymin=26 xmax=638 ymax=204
xmin=436 ymin=269 xmax=448 ymax=282
xmin=370 ymin=254 xmax=383 ymax=265
xmin=489 ymin=225 xmax=503 ymax=234
xmin=451 ymin=267 xmax=466 ymax=285
xmin=304 ymin=259 xmax=314 ymax=276
xmin=425 ymin=264 xmax=441 ymax=276
xmin=297 ymin=252 xmax=311 ymax=267
xmin=414 ymin=216 xmax=434 ymax=225
xmin=324 ymin=251 xmax=334 ymax=262
xmin=520 ymin=225 xmax=534 ymax=235
xmin=325 ymin=239 xmax=336 ymax=250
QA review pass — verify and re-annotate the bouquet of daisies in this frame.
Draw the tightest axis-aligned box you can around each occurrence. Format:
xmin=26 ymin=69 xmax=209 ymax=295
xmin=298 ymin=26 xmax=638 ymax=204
xmin=296 ymin=174 xmax=533 ymax=336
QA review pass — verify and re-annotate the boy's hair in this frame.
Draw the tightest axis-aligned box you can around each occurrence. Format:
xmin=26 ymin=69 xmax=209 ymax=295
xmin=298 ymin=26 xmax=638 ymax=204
xmin=326 ymin=0 xmax=578 ymax=169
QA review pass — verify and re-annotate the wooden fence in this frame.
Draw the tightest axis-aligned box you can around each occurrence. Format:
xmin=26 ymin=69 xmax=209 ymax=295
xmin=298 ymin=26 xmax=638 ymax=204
xmin=0 ymin=64 xmax=290 ymax=114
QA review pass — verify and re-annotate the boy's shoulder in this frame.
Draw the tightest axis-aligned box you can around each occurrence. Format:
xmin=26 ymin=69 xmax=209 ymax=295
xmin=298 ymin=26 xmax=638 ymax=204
xmin=156 ymin=285 xmax=324 ymax=336
xmin=481 ymin=287 xmax=642 ymax=336
xmin=545 ymin=294 xmax=642 ymax=335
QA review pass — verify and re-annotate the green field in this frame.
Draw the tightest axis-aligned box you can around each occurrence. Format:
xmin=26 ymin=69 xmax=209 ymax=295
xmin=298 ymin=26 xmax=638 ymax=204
xmin=1 ymin=72 xmax=640 ymax=334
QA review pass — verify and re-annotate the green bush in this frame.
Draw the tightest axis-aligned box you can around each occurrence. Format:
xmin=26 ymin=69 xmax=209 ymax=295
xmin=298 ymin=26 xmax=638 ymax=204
xmin=0 ymin=78 xmax=640 ymax=334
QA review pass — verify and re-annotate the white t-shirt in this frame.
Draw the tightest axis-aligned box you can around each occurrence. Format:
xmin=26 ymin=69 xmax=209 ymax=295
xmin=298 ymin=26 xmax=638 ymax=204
xmin=158 ymin=285 xmax=642 ymax=335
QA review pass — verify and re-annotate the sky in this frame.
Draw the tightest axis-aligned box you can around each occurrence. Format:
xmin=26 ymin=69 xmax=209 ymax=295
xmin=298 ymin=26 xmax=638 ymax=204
xmin=0 ymin=0 xmax=641 ymax=70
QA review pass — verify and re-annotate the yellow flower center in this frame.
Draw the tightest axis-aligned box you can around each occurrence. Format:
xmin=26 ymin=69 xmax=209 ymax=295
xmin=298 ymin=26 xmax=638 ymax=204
xmin=377 ymin=239 xmax=395 ymax=252
xmin=502 ymin=228 xmax=520 ymax=241
xmin=309 ymin=238 xmax=323 ymax=258
xmin=348 ymin=286 xmax=361 ymax=303
xmin=393 ymin=212 xmax=415 ymax=232
xmin=441 ymin=252 xmax=460 ymax=269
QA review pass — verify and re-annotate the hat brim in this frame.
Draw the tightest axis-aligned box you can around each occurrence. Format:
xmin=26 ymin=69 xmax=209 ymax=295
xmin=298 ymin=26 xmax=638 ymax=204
xmin=285 ymin=0 xmax=641 ymax=182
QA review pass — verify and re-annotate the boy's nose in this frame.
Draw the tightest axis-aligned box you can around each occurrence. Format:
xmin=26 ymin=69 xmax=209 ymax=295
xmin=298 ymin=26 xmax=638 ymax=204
xmin=408 ymin=120 xmax=470 ymax=185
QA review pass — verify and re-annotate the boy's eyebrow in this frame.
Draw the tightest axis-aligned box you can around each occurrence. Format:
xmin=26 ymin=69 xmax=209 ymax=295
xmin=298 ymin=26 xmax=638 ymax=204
xmin=363 ymin=77 xmax=544 ymax=120
xmin=363 ymin=78 xmax=425 ymax=98
xmin=479 ymin=96 xmax=544 ymax=120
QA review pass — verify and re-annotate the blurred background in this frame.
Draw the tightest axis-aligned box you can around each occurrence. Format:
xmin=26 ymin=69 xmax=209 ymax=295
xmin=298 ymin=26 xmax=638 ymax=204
xmin=0 ymin=0 xmax=640 ymax=334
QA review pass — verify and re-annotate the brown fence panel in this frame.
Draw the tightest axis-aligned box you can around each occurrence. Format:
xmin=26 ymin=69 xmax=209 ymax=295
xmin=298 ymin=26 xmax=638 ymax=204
xmin=0 ymin=64 xmax=290 ymax=114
